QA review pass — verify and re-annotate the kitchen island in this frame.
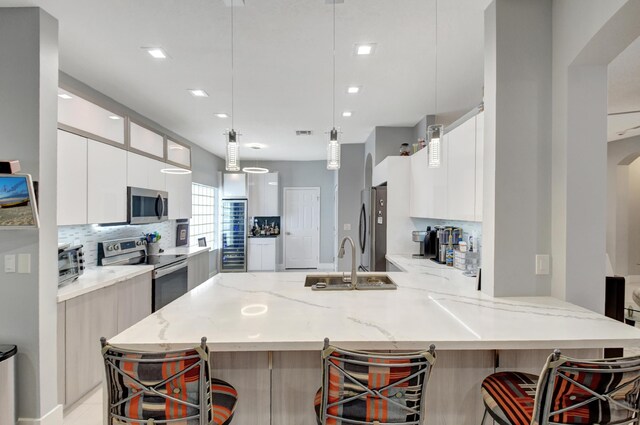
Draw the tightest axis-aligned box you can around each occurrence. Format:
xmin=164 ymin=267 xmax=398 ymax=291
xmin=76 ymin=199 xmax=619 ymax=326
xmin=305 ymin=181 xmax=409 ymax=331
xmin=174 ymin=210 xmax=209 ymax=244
xmin=110 ymin=272 xmax=640 ymax=425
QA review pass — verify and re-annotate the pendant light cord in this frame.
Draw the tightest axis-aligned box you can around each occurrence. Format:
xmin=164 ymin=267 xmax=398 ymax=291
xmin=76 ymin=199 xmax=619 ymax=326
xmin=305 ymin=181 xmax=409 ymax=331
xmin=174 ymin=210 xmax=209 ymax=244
xmin=332 ymin=0 xmax=336 ymax=129
xmin=231 ymin=1 xmax=235 ymax=130
xmin=434 ymin=0 xmax=438 ymax=117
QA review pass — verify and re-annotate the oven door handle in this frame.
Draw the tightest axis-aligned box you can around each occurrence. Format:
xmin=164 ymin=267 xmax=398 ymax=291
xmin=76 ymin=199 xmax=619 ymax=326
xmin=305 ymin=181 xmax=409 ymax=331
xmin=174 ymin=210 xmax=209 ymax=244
xmin=153 ymin=261 xmax=188 ymax=279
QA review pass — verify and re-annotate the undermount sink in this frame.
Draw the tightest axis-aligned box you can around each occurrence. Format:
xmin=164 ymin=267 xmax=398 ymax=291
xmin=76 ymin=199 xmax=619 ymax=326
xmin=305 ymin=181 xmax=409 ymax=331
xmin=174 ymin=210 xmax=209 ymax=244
xmin=304 ymin=274 xmax=398 ymax=291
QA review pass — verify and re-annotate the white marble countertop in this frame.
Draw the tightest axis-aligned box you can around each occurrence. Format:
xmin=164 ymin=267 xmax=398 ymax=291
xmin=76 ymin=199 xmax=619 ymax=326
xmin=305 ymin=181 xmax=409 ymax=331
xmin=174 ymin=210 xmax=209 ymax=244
xmin=57 ymin=265 xmax=154 ymax=303
xmin=109 ymin=271 xmax=640 ymax=352
xmin=160 ymin=246 xmax=211 ymax=257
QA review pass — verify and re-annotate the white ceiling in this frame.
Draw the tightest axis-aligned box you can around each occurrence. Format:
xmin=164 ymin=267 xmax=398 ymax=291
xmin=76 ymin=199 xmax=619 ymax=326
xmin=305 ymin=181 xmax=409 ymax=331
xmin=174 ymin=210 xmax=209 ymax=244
xmin=0 ymin=0 xmax=491 ymax=160
xmin=608 ymin=35 xmax=640 ymax=142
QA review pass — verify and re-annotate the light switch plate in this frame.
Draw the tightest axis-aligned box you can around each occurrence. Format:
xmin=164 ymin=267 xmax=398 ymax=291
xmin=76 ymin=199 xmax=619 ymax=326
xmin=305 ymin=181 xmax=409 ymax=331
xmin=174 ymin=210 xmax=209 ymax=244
xmin=536 ymin=255 xmax=550 ymax=275
xmin=4 ymin=255 xmax=15 ymax=273
xmin=343 ymin=224 xmax=351 ymax=231
xmin=18 ymin=253 xmax=31 ymax=274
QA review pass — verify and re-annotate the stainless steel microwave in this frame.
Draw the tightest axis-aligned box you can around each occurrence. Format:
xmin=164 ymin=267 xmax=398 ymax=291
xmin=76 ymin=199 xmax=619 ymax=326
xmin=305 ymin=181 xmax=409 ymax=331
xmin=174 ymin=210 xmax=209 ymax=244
xmin=127 ymin=187 xmax=169 ymax=225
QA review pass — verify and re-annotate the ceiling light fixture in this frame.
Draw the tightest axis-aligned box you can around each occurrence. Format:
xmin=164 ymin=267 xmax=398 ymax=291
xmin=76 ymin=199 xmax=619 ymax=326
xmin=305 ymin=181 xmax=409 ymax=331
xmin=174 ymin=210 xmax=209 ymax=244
xmin=356 ymin=44 xmax=375 ymax=55
xmin=58 ymin=93 xmax=72 ymax=100
xmin=225 ymin=1 xmax=242 ymax=172
xmin=161 ymin=168 xmax=192 ymax=175
xmin=246 ymin=143 xmax=266 ymax=150
xmin=145 ymin=47 xmax=167 ymax=59
xmin=326 ymin=0 xmax=341 ymax=170
xmin=242 ymin=167 xmax=269 ymax=174
xmin=428 ymin=0 xmax=444 ymax=168
xmin=347 ymin=86 xmax=360 ymax=94
xmin=108 ymin=115 xmax=121 ymax=120
xmin=215 ymin=113 xmax=229 ymax=118
xmin=189 ymin=89 xmax=209 ymax=98
xmin=342 ymin=111 xmax=352 ymax=117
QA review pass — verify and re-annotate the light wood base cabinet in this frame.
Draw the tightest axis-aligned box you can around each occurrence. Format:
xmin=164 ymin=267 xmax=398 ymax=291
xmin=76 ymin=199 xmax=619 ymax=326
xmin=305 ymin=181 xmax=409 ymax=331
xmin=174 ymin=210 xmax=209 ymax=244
xmin=58 ymin=271 xmax=152 ymax=409
xmin=188 ymin=251 xmax=210 ymax=291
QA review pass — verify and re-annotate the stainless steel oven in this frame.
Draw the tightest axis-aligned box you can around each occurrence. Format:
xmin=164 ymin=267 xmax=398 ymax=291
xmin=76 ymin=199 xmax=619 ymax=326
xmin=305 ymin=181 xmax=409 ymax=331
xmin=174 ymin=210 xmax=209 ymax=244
xmin=127 ymin=187 xmax=169 ymax=225
xmin=152 ymin=260 xmax=188 ymax=311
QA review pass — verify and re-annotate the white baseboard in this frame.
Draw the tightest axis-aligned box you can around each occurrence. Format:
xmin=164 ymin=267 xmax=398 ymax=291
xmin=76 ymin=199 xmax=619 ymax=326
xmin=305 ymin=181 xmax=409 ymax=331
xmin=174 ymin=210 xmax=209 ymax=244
xmin=18 ymin=404 xmax=63 ymax=425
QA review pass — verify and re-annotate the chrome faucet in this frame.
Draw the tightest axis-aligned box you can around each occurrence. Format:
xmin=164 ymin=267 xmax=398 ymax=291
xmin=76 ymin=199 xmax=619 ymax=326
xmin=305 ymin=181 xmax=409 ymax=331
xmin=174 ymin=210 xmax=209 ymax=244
xmin=338 ymin=237 xmax=358 ymax=288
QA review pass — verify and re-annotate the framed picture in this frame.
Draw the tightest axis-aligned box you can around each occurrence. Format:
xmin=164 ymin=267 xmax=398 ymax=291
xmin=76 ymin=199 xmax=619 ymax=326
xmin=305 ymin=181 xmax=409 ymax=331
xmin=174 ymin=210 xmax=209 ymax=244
xmin=198 ymin=237 xmax=207 ymax=247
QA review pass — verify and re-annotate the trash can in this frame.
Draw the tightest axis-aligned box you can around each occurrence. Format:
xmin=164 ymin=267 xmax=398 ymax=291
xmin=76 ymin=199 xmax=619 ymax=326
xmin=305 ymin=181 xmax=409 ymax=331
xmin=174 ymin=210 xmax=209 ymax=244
xmin=0 ymin=345 xmax=17 ymax=425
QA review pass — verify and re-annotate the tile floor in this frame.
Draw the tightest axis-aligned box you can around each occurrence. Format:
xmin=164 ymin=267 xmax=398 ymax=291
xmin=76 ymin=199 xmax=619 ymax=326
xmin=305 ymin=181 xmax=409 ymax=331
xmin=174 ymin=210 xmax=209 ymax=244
xmin=63 ymin=387 xmax=102 ymax=425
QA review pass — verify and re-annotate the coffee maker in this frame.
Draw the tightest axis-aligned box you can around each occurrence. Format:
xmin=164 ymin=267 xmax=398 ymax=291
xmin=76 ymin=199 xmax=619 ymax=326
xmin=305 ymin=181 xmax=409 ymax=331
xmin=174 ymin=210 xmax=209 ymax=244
xmin=412 ymin=230 xmax=428 ymax=258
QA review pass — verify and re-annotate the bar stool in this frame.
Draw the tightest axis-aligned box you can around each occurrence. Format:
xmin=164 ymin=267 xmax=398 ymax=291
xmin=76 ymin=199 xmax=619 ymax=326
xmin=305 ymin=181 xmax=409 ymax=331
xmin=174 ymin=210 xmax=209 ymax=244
xmin=481 ymin=350 xmax=640 ymax=425
xmin=101 ymin=336 xmax=238 ymax=425
xmin=314 ymin=338 xmax=437 ymax=425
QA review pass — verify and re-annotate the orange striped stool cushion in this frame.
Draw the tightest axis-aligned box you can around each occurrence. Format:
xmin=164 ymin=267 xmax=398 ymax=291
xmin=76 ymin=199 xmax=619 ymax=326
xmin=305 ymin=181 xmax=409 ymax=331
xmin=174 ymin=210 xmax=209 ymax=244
xmin=211 ymin=378 xmax=238 ymax=425
xmin=481 ymin=372 xmax=538 ymax=425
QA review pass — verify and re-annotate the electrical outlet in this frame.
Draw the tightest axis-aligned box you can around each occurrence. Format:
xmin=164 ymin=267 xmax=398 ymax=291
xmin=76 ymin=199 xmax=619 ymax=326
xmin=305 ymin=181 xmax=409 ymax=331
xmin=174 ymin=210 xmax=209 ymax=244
xmin=4 ymin=255 xmax=15 ymax=273
xmin=343 ymin=224 xmax=351 ymax=231
xmin=536 ymin=255 xmax=550 ymax=275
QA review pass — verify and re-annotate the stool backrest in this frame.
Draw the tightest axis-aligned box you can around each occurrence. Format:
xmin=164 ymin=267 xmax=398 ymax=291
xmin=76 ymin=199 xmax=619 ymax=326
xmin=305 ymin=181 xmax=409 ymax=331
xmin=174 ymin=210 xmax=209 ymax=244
xmin=319 ymin=339 xmax=436 ymax=425
xmin=533 ymin=352 xmax=640 ymax=425
xmin=101 ymin=338 xmax=211 ymax=425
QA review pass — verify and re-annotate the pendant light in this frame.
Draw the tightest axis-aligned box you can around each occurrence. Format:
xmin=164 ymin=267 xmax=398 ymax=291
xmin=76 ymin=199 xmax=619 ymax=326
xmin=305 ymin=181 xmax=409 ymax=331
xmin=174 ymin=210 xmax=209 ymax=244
xmin=225 ymin=1 xmax=240 ymax=172
xmin=428 ymin=0 xmax=444 ymax=168
xmin=326 ymin=0 xmax=341 ymax=170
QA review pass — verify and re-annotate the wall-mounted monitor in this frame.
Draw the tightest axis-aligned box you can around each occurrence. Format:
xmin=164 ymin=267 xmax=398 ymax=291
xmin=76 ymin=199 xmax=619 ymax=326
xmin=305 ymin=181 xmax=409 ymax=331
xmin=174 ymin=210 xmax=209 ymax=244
xmin=0 ymin=174 xmax=40 ymax=229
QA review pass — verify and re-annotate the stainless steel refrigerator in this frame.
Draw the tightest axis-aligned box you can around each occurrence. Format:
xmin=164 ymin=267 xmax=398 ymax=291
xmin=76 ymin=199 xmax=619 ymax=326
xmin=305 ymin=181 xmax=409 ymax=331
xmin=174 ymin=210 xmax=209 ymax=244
xmin=221 ymin=199 xmax=248 ymax=272
xmin=358 ymin=186 xmax=387 ymax=272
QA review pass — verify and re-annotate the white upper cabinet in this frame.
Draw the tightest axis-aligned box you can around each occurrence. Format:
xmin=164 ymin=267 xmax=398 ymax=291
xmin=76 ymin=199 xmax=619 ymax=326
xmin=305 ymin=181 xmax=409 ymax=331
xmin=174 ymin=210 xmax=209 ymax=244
xmin=223 ymin=173 xmax=247 ymax=198
xmin=475 ymin=112 xmax=485 ymax=221
xmin=165 ymin=168 xmax=192 ymax=220
xmin=447 ymin=117 xmax=477 ymax=222
xmin=87 ymin=140 xmax=127 ymax=224
xmin=57 ymin=130 xmax=88 ymax=225
xmin=167 ymin=139 xmax=191 ymax=168
xmin=248 ymin=173 xmax=279 ymax=217
xmin=409 ymin=147 xmax=429 ymax=218
xmin=130 ymin=122 xmax=164 ymax=159
xmin=127 ymin=152 xmax=166 ymax=191
xmin=58 ymin=89 xmax=125 ymax=145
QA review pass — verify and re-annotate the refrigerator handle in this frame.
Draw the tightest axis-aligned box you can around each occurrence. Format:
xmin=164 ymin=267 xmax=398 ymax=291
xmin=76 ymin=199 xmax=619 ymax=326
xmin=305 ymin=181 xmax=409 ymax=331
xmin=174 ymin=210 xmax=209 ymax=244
xmin=359 ymin=203 xmax=366 ymax=253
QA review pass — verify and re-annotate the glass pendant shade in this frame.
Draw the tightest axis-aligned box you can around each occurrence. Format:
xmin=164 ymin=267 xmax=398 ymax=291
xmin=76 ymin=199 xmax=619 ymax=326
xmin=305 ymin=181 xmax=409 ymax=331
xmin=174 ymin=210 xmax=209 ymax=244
xmin=226 ymin=130 xmax=240 ymax=172
xmin=327 ymin=128 xmax=341 ymax=170
xmin=427 ymin=124 xmax=443 ymax=168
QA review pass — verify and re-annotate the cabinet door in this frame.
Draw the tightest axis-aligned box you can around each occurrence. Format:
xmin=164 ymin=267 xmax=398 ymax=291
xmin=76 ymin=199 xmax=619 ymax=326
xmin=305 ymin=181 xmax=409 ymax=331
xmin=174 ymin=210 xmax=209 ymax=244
xmin=475 ymin=112 xmax=484 ymax=221
xmin=149 ymin=159 xmax=167 ymax=192
xmin=87 ymin=140 xmax=127 ymax=224
xmin=166 ymin=168 xmax=192 ymax=219
xmin=447 ymin=118 xmax=477 ymax=221
xmin=263 ymin=173 xmax=279 ymax=216
xmin=261 ymin=240 xmax=276 ymax=271
xmin=247 ymin=174 xmax=260 ymax=218
xmin=130 ymin=122 xmax=164 ymax=158
xmin=57 ymin=302 xmax=66 ymax=406
xmin=247 ymin=240 xmax=262 ymax=271
xmin=127 ymin=152 xmax=150 ymax=188
xmin=57 ymin=130 xmax=88 ymax=225
xmin=65 ymin=286 xmax=117 ymax=406
xmin=116 ymin=272 xmax=152 ymax=333
xmin=409 ymin=148 xmax=429 ymax=218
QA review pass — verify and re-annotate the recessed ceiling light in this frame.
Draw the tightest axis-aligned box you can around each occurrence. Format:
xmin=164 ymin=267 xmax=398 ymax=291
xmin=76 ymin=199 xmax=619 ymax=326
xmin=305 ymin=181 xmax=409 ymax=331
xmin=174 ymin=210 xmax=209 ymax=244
xmin=342 ymin=111 xmax=352 ymax=117
xmin=215 ymin=113 xmax=229 ymax=118
xmin=108 ymin=115 xmax=121 ymax=120
xmin=145 ymin=47 xmax=167 ymax=59
xmin=246 ymin=143 xmax=266 ymax=150
xmin=58 ymin=93 xmax=72 ymax=100
xmin=189 ymin=89 xmax=209 ymax=98
xmin=356 ymin=44 xmax=376 ymax=55
xmin=347 ymin=86 xmax=361 ymax=94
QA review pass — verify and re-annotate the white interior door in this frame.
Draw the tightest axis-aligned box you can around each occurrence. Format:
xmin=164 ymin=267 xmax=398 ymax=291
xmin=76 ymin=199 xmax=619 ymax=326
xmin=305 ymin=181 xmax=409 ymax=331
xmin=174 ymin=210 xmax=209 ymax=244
xmin=284 ymin=187 xmax=320 ymax=269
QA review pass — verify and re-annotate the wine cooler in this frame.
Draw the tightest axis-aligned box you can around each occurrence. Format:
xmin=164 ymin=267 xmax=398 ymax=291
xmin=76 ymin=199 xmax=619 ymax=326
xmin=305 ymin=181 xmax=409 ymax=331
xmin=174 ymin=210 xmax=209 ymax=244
xmin=221 ymin=199 xmax=248 ymax=272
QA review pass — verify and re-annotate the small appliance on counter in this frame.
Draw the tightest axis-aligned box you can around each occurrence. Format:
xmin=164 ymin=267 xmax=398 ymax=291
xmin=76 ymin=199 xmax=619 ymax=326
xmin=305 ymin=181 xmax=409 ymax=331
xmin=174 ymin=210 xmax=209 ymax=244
xmin=98 ymin=237 xmax=188 ymax=312
xmin=412 ymin=231 xmax=428 ymax=258
xmin=58 ymin=244 xmax=85 ymax=287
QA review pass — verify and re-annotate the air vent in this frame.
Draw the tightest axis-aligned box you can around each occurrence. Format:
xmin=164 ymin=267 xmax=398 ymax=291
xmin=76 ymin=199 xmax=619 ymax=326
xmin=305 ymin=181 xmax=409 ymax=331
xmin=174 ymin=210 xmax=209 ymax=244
xmin=296 ymin=130 xmax=313 ymax=136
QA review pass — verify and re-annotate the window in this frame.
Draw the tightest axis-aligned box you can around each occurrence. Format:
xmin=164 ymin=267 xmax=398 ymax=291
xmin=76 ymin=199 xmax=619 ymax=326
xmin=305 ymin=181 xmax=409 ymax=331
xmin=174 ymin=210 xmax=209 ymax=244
xmin=190 ymin=183 xmax=218 ymax=248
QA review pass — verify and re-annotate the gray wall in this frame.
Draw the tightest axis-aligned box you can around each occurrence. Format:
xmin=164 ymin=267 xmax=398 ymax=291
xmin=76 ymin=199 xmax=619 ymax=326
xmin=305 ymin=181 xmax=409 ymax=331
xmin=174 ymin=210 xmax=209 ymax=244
xmin=251 ymin=160 xmax=336 ymax=265
xmin=0 ymin=8 xmax=60 ymax=420
xmin=374 ymin=127 xmax=415 ymax=166
xmin=337 ymin=144 xmax=365 ymax=271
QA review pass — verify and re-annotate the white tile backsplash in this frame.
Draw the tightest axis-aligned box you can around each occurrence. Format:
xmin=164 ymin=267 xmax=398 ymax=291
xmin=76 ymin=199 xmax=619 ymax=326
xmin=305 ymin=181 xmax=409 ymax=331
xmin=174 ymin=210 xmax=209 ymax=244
xmin=58 ymin=221 xmax=177 ymax=267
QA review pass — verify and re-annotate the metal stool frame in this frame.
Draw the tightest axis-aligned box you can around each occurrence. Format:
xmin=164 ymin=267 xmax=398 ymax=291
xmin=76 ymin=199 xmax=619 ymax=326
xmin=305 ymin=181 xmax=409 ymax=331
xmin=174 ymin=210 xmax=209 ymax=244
xmin=319 ymin=338 xmax=437 ymax=425
xmin=101 ymin=336 xmax=211 ymax=425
